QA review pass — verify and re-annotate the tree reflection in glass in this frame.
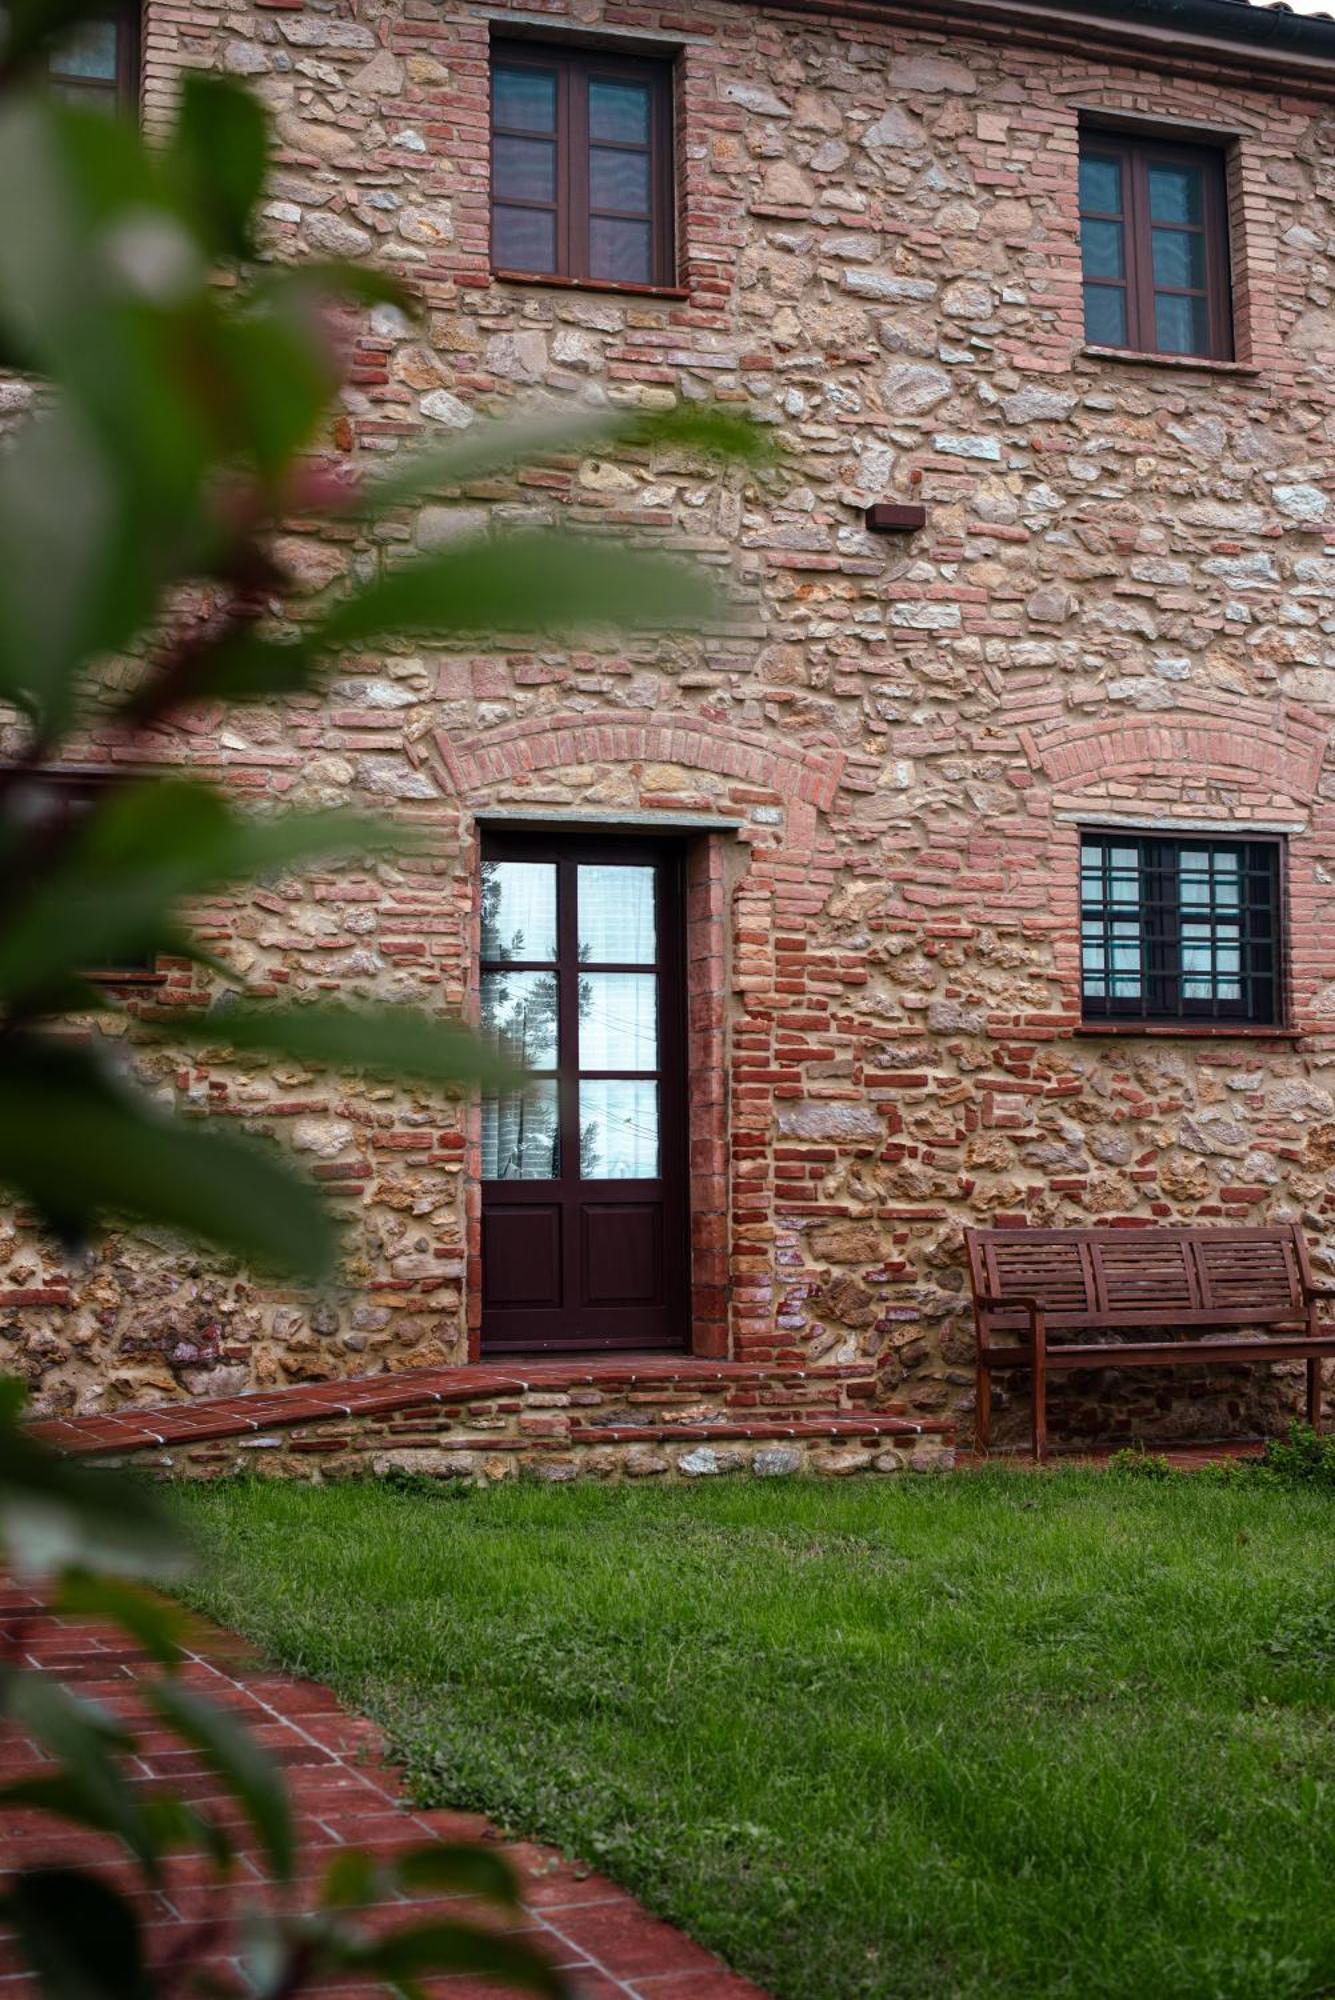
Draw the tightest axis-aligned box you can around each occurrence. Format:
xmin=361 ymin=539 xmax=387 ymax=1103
xmin=480 ymin=862 xmax=561 ymax=1180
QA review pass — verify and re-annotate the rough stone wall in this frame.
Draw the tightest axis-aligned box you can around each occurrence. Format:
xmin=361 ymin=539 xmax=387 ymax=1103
xmin=6 ymin=0 xmax=1335 ymax=1447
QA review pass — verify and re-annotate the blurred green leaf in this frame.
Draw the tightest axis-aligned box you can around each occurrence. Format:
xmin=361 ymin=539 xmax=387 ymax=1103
xmin=0 ymin=1680 xmax=165 ymax=1877
xmin=0 ymin=1037 xmax=337 ymax=1283
xmin=164 ymin=1004 xmax=509 ymax=1089
xmin=0 ymin=1401 xmax=187 ymax=1580
xmin=343 ymin=1919 xmax=564 ymax=1996
xmin=53 ymin=1572 xmax=187 ymax=1669
xmin=167 ymin=74 xmax=266 ymax=262
xmin=183 ymin=630 xmax=318 ymax=703
xmin=316 ymin=531 xmax=722 ymax=648
xmin=254 ymin=260 xmax=417 ymax=321
xmin=0 ymin=405 xmax=155 ymax=736
xmin=394 ymin=1842 xmax=523 ymax=1907
xmin=0 ymin=779 xmax=396 ymax=1010
xmin=0 ymin=1868 xmax=152 ymax=2000
xmin=359 ymin=400 xmax=773 ymax=520
xmin=321 ymin=1849 xmax=384 ymax=1910
xmin=147 ymin=1679 xmax=295 ymax=1882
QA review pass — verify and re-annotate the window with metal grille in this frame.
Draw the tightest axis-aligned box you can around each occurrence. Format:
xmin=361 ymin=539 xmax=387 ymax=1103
xmin=1079 ymin=129 xmax=1233 ymax=361
xmin=490 ymin=41 xmax=675 ymax=291
xmin=1080 ymin=833 xmax=1281 ymax=1026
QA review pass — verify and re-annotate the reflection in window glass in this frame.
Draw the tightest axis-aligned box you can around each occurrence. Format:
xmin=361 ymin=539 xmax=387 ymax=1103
xmin=493 ymin=67 xmax=557 ymax=134
xmin=580 ymin=1079 xmax=658 ymax=1178
xmin=481 ymin=861 xmax=557 ymax=962
xmin=483 ymin=1080 xmax=560 ymax=1180
xmin=480 ymin=970 xmax=558 ymax=1069
xmin=1080 ymin=218 xmax=1124 ymax=280
xmin=578 ymin=864 xmax=655 ymax=963
xmin=1154 ymin=292 xmax=1208 ymax=355
xmin=493 ymin=135 xmax=557 ymax=203
xmin=580 ymin=973 xmax=657 ymax=1071
xmin=1079 ymin=154 xmax=1121 ymax=214
xmin=1147 ymin=162 xmax=1202 ymax=224
xmin=589 ymin=216 xmax=652 ymax=284
xmin=589 ymin=79 xmax=651 ymax=143
xmin=1083 ymin=285 xmax=1126 ymax=347
xmin=50 ymin=17 xmax=119 ymax=79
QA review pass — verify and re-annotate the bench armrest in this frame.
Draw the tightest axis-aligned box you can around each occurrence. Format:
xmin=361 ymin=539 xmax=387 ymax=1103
xmin=975 ymin=1292 xmax=1044 ymax=1314
xmin=1306 ymin=1282 xmax=1335 ymax=1300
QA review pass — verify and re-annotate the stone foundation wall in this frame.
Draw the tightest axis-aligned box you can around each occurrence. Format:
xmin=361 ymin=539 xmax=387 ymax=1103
xmin=5 ymin=0 xmax=1335 ymax=1449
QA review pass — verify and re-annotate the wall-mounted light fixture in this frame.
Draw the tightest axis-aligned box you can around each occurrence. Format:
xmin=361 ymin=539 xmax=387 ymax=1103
xmin=865 ymin=503 xmax=927 ymax=534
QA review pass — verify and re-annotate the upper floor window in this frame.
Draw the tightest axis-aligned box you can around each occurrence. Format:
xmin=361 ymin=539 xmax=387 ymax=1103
xmin=46 ymin=3 xmax=139 ymax=115
xmin=1079 ymin=131 xmax=1232 ymax=361
xmin=1080 ymin=832 xmax=1281 ymax=1027
xmin=490 ymin=41 xmax=674 ymax=291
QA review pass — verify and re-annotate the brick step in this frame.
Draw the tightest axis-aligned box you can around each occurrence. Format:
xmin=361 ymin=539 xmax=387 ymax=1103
xmin=31 ymin=1356 xmax=903 ymax=1461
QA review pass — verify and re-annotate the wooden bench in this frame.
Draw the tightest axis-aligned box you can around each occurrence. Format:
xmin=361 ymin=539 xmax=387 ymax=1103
xmin=964 ymin=1223 xmax=1335 ymax=1463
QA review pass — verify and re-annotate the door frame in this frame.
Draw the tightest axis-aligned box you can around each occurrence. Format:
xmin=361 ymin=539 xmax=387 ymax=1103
xmin=476 ymin=828 xmax=691 ymax=1356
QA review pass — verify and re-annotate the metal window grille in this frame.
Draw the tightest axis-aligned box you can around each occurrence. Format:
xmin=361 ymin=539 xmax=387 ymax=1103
xmin=1080 ymin=833 xmax=1281 ymax=1025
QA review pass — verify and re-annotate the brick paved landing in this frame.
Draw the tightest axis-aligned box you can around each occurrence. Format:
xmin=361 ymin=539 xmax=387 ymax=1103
xmin=0 ymin=1581 xmax=766 ymax=1999
xmin=28 ymin=1356 xmax=931 ymax=1461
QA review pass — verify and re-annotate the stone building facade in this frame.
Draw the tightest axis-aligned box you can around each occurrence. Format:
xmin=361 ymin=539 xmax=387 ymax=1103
xmin=10 ymin=0 xmax=1335 ymax=1451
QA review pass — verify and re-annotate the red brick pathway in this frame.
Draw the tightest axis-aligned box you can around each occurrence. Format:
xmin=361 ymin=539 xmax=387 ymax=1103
xmin=0 ymin=1579 xmax=766 ymax=1999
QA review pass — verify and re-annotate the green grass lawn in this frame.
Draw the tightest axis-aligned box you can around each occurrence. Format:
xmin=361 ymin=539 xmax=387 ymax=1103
xmin=175 ymin=1470 xmax=1335 ymax=2000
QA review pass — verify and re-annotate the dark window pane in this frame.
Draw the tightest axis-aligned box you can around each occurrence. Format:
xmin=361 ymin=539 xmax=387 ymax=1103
xmin=1080 ymin=216 xmax=1124 ymax=280
xmin=590 ymin=215 xmax=652 ymax=282
xmin=589 ymin=78 xmax=651 ymax=144
xmin=1148 ymin=162 xmax=1203 ymax=224
xmin=493 ymin=134 xmax=556 ymax=204
xmin=1151 ymin=226 xmax=1205 ymax=290
xmin=1155 ymin=290 xmax=1209 ymax=354
xmin=493 ymin=66 xmax=557 ymax=133
xmin=49 ymin=16 xmax=119 ymax=80
xmin=1079 ymin=153 xmax=1122 ymax=213
xmin=590 ymin=145 xmax=651 ymax=215
xmin=493 ymin=204 xmax=556 ymax=272
xmin=1083 ymin=283 xmax=1127 ymax=346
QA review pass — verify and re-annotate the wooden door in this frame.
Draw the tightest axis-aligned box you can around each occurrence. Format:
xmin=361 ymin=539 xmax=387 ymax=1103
xmin=479 ymin=833 xmax=688 ymax=1354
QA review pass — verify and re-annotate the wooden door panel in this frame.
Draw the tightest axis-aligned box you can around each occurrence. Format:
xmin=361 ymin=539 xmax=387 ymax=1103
xmin=581 ymin=1202 xmax=662 ymax=1306
xmin=482 ymin=1205 xmax=562 ymax=1307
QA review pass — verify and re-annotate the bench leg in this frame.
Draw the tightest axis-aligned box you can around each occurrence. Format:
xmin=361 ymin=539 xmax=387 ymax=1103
xmin=1308 ymin=1355 xmax=1324 ymax=1434
xmin=975 ymin=1357 xmax=991 ymax=1456
xmin=1032 ymin=1339 xmax=1048 ymax=1466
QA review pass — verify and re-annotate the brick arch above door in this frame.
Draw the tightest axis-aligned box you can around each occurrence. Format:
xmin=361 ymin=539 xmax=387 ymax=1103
xmin=427 ymin=709 xmax=846 ymax=817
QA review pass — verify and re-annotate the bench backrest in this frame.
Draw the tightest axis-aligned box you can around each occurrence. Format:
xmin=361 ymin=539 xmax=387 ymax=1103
xmin=964 ymin=1224 xmax=1312 ymax=1334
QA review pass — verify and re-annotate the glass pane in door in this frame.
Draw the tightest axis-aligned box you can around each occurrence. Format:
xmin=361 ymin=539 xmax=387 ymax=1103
xmin=580 ymin=1079 xmax=659 ymax=1178
xmin=483 ymin=1080 xmax=560 ymax=1180
xmin=577 ymin=864 xmax=655 ymax=963
xmin=481 ymin=860 xmax=557 ymax=962
xmin=480 ymin=970 xmax=557 ymax=1067
xmin=579 ymin=973 xmax=657 ymax=1070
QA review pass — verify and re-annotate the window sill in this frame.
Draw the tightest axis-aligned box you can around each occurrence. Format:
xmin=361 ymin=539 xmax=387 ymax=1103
xmin=1075 ymin=1021 xmax=1299 ymax=1040
xmin=492 ymin=268 xmax=690 ymax=302
xmin=1081 ymin=345 xmax=1260 ymax=379
xmin=90 ymin=968 xmax=168 ymax=989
